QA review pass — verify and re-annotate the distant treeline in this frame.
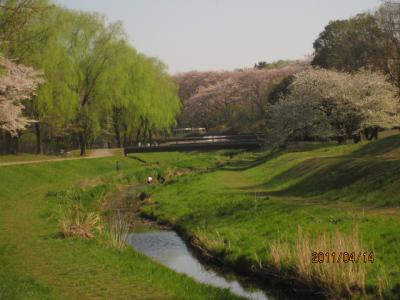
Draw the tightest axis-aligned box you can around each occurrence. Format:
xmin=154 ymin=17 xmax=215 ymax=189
xmin=175 ymin=2 xmax=400 ymax=147
xmin=174 ymin=61 xmax=308 ymax=133
xmin=0 ymin=0 xmax=180 ymax=155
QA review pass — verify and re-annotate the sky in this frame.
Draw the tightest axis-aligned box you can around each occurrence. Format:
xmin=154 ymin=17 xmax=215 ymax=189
xmin=55 ymin=0 xmax=382 ymax=74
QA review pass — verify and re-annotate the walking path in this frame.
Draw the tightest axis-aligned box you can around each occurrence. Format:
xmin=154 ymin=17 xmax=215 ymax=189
xmin=0 ymin=149 xmax=120 ymax=167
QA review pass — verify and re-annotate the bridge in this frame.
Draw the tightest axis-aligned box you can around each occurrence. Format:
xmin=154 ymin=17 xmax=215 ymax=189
xmin=124 ymin=134 xmax=264 ymax=155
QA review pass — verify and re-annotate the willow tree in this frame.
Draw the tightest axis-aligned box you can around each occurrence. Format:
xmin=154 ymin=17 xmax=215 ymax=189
xmin=136 ymin=57 xmax=180 ymax=143
xmin=97 ymin=44 xmax=180 ymax=147
xmin=61 ymin=11 xmax=126 ymax=155
xmin=0 ymin=0 xmax=52 ymax=60
xmin=97 ymin=42 xmax=139 ymax=148
xmin=23 ymin=6 xmax=79 ymax=153
xmin=0 ymin=1 xmax=180 ymax=153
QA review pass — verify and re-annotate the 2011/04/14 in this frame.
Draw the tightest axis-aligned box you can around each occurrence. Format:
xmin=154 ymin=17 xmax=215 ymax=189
xmin=311 ymin=251 xmax=375 ymax=263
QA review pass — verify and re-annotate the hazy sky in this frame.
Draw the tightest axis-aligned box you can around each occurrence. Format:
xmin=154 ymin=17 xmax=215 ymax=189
xmin=55 ymin=0 xmax=381 ymax=74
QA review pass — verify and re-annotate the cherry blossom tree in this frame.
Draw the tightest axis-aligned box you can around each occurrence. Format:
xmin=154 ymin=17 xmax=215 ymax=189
xmin=174 ymin=64 xmax=306 ymax=132
xmin=0 ymin=57 xmax=44 ymax=135
xmin=266 ymin=68 xmax=400 ymax=148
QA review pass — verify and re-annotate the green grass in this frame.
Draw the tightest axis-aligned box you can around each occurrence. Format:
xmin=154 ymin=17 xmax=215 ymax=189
xmin=0 ymin=156 xmax=242 ymax=299
xmin=142 ymin=136 xmax=400 ymax=299
xmin=2 ymin=138 xmax=400 ymax=299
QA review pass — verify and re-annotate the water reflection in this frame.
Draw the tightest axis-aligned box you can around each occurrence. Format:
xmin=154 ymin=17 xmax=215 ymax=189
xmin=126 ymin=230 xmax=269 ymax=300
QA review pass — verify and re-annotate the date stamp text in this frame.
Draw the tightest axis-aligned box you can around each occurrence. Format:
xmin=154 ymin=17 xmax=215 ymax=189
xmin=312 ymin=251 xmax=375 ymax=263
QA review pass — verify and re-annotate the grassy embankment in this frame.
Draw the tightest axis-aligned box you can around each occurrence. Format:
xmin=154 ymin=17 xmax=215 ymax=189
xmin=0 ymin=152 xmax=243 ymax=300
xmin=140 ymin=135 xmax=400 ymax=299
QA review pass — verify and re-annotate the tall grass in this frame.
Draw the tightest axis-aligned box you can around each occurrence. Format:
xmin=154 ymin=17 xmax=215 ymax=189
xmin=107 ymin=211 xmax=130 ymax=250
xmin=192 ymin=227 xmax=231 ymax=258
xmin=268 ymin=227 xmax=376 ymax=298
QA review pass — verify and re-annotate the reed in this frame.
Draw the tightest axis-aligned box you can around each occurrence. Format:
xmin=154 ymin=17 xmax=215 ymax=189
xmin=108 ymin=211 xmax=130 ymax=250
xmin=59 ymin=204 xmax=102 ymax=239
xmin=268 ymin=227 xmax=372 ymax=298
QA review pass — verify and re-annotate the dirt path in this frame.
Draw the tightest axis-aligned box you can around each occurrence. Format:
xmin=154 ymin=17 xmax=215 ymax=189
xmin=0 ymin=148 xmax=120 ymax=167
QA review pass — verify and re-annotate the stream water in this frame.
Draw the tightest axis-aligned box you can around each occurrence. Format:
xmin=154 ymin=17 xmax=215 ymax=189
xmin=126 ymin=230 xmax=271 ymax=300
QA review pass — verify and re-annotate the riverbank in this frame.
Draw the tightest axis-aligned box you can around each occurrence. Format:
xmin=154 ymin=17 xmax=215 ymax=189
xmin=2 ymin=137 xmax=400 ymax=299
xmin=140 ymin=135 xmax=400 ymax=299
xmin=0 ymin=156 xmax=243 ymax=299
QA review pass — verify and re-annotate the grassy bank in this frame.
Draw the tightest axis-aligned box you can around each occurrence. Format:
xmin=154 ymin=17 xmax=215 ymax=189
xmin=0 ymin=155 xmax=242 ymax=299
xmin=141 ymin=135 xmax=400 ymax=299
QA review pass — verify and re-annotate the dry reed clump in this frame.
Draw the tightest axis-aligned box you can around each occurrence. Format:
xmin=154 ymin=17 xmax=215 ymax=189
xmin=268 ymin=227 xmax=373 ymax=298
xmin=59 ymin=204 xmax=102 ymax=239
xmin=107 ymin=211 xmax=130 ymax=250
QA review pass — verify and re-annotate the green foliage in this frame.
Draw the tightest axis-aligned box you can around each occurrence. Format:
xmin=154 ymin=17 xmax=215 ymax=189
xmin=312 ymin=14 xmax=387 ymax=72
xmin=0 ymin=1 xmax=180 ymax=154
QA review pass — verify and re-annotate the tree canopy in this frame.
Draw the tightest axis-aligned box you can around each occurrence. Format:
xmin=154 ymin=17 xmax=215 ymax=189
xmin=0 ymin=0 xmax=180 ymax=154
xmin=174 ymin=63 xmax=307 ymax=133
xmin=312 ymin=14 xmax=388 ymax=72
xmin=266 ymin=68 xmax=400 ymax=148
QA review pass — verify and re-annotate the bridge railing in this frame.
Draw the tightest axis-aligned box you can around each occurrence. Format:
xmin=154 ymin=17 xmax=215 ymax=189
xmin=124 ymin=134 xmax=264 ymax=155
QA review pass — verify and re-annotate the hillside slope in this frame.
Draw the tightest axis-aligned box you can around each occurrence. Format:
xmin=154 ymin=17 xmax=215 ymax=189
xmin=144 ymin=135 xmax=400 ymax=299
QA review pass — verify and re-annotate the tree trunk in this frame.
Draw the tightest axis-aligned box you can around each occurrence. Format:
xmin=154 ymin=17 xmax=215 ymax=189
xmin=13 ymin=135 xmax=19 ymax=154
xmin=135 ymin=128 xmax=141 ymax=145
xmin=114 ymin=123 xmax=121 ymax=148
xmin=123 ymin=125 xmax=128 ymax=147
xmin=0 ymin=131 xmax=4 ymax=154
xmin=337 ymin=135 xmax=346 ymax=144
xmin=353 ymin=132 xmax=361 ymax=143
xmin=135 ymin=118 xmax=144 ymax=145
xmin=142 ymin=127 xmax=147 ymax=144
xmin=6 ymin=133 xmax=20 ymax=154
xmin=35 ymin=122 xmax=42 ymax=154
xmin=112 ymin=107 xmax=122 ymax=148
xmin=364 ymin=127 xmax=379 ymax=141
xmin=142 ymin=120 xmax=148 ymax=144
xmin=149 ymin=130 xmax=153 ymax=145
xmin=79 ymin=132 xmax=86 ymax=156
xmin=5 ymin=133 xmax=12 ymax=154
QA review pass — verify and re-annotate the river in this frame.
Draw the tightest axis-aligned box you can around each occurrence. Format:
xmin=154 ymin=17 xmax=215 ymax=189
xmin=126 ymin=230 xmax=272 ymax=300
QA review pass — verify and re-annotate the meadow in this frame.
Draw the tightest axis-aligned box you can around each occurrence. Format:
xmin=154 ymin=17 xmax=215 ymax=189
xmin=140 ymin=135 xmax=400 ymax=299
xmin=0 ymin=155 xmax=241 ymax=300
xmin=1 ymin=135 xmax=400 ymax=299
